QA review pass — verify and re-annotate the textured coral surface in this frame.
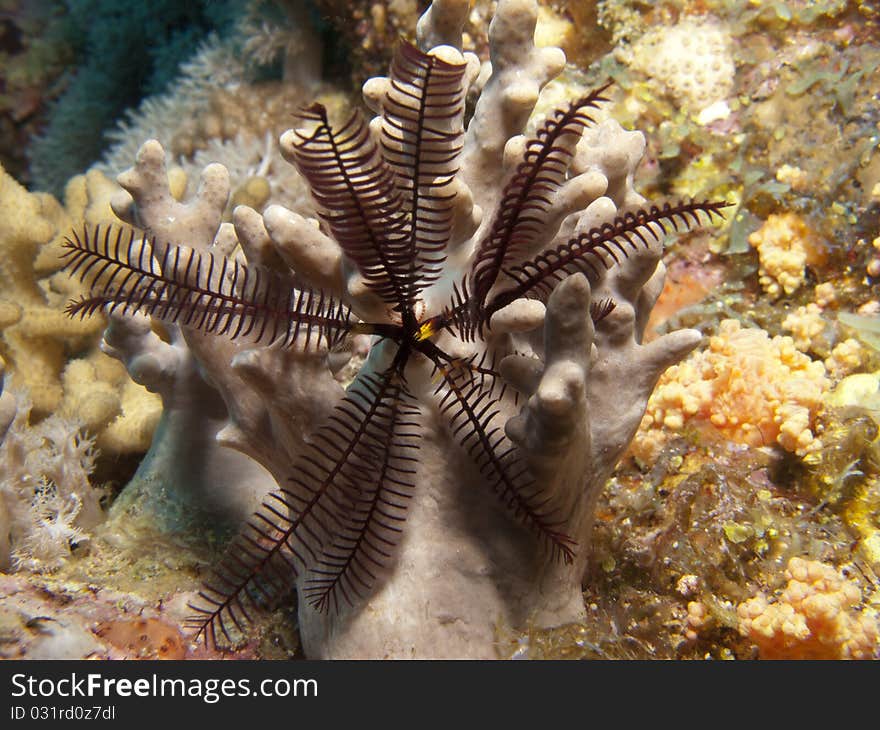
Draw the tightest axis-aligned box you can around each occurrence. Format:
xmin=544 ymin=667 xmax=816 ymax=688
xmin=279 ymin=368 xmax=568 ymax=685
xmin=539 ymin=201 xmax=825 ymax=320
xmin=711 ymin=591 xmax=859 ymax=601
xmin=636 ymin=319 xmax=829 ymax=459
xmin=738 ymin=557 xmax=878 ymax=659
xmin=0 ymin=164 xmax=161 ymax=453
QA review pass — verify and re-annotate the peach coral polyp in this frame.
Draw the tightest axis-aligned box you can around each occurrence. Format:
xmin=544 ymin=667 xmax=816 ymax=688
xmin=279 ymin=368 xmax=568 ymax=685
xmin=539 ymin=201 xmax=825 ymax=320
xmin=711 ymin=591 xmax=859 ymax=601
xmin=737 ymin=557 xmax=879 ymax=660
xmin=637 ymin=319 xmax=828 ymax=456
xmin=748 ymin=212 xmax=824 ymax=298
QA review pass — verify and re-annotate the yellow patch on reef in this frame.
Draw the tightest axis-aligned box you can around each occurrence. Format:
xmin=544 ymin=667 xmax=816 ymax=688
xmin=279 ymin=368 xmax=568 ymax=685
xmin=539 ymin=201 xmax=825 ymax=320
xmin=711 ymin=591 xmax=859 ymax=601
xmin=827 ymin=371 xmax=880 ymax=411
xmin=843 ymin=479 xmax=880 ymax=568
xmin=0 ymin=164 xmax=161 ymax=453
xmin=534 ymin=6 xmax=572 ymax=50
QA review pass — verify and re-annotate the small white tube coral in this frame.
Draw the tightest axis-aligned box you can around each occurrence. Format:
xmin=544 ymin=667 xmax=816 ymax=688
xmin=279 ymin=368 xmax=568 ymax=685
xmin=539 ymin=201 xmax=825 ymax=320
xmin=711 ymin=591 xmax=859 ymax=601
xmin=621 ymin=17 xmax=735 ymax=114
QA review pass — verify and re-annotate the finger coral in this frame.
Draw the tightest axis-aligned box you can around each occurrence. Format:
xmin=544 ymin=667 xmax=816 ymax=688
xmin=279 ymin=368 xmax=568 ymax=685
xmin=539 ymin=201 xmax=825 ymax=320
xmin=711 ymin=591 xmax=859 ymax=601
xmin=0 ymin=163 xmax=103 ymax=415
xmin=737 ymin=557 xmax=879 ymax=659
xmin=62 ymin=0 xmax=726 ymax=659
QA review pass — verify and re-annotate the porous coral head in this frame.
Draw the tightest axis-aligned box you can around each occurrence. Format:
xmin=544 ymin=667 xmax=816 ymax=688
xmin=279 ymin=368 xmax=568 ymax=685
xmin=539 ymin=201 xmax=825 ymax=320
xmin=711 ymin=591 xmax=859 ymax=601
xmin=623 ymin=18 xmax=735 ymax=114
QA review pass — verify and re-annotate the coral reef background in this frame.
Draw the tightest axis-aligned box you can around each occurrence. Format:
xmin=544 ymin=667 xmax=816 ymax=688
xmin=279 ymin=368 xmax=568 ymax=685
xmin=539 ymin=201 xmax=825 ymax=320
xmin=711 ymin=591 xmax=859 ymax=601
xmin=0 ymin=0 xmax=878 ymax=659
xmin=23 ymin=0 xmax=242 ymax=196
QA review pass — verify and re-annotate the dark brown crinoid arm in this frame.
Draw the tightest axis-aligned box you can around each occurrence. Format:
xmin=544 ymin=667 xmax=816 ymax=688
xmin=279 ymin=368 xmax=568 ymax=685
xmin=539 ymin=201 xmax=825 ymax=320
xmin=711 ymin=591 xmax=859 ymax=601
xmin=61 ymin=224 xmax=353 ymax=349
xmin=186 ymin=362 xmax=413 ymax=645
xmin=429 ymin=351 xmax=576 ymax=563
xmin=484 ymin=200 xmax=730 ymax=321
xmin=381 ymin=41 xmax=467 ymax=297
xmin=303 ymin=380 xmax=420 ymax=614
xmin=465 ymin=83 xmax=613 ymax=326
xmin=289 ymin=103 xmax=416 ymax=313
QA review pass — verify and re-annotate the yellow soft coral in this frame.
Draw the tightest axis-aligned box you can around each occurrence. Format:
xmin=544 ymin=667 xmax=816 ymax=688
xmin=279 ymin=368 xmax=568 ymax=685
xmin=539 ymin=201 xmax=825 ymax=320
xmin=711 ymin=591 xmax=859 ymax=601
xmin=737 ymin=557 xmax=879 ymax=659
xmin=635 ymin=319 xmax=829 ymax=459
xmin=748 ymin=212 xmax=824 ymax=298
xmin=0 ymin=165 xmax=104 ymax=414
xmin=0 ymin=164 xmax=161 ymax=453
xmin=97 ymin=377 xmax=162 ymax=454
xmin=58 ymin=358 xmax=121 ymax=435
xmin=35 ymin=169 xmax=121 ymax=278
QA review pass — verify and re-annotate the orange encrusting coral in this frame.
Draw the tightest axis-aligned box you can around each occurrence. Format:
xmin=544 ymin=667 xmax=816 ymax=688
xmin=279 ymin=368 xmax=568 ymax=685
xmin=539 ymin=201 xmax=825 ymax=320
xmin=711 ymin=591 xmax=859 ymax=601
xmin=748 ymin=212 xmax=826 ymax=298
xmin=94 ymin=617 xmax=187 ymax=660
xmin=643 ymin=256 xmax=725 ymax=341
xmin=634 ymin=319 xmax=829 ymax=461
xmin=737 ymin=557 xmax=879 ymax=660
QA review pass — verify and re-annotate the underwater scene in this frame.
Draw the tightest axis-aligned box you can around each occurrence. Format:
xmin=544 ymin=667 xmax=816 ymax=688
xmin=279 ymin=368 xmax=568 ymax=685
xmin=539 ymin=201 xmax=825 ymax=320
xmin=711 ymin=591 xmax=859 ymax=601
xmin=0 ymin=0 xmax=878 ymax=660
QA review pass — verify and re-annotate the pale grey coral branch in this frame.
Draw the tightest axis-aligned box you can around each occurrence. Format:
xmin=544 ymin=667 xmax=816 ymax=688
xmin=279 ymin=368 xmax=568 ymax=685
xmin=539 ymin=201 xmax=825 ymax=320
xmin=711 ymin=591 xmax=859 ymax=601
xmin=262 ymin=205 xmax=343 ymax=290
xmin=103 ymin=141 xmax=344 ymax=529
xmin=416 ymin=0 xmax=471 ymax=50
xmin=456 ymin=0 xmax=566 ymax=216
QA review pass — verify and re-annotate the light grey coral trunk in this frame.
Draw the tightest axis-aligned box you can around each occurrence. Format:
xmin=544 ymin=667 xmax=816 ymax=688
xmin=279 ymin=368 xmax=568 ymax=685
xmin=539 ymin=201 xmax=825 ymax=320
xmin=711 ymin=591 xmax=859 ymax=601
xmin=299 ymin=425 xmax=588 ymax=659
xmin=97 ymin=0 xmax=702 ymax=658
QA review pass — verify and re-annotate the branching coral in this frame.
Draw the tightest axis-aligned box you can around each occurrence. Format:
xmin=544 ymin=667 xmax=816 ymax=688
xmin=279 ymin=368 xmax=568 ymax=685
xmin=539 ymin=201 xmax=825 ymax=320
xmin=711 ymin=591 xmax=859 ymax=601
xmin=62 ymin=0 xmax=725 ymax=659
xmin=0 ymin=163 xmax=161 ymax=454
xmin=0 ymin=163 xmax=103 ymax=415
